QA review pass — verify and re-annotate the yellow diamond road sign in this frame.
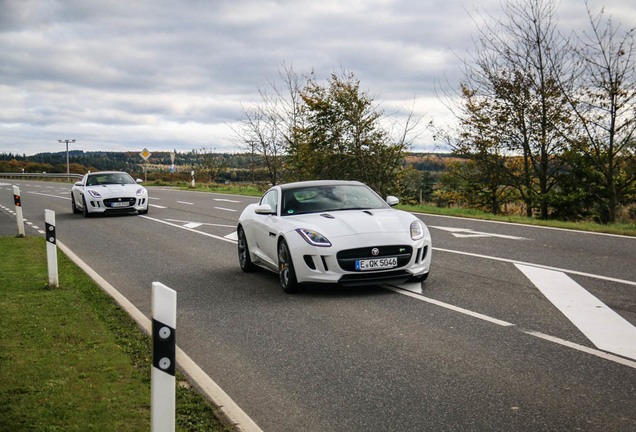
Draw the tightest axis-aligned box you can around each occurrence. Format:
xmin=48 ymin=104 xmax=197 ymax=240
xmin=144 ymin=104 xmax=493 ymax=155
xmin=140 ymin=148 xmax=151 ymax=160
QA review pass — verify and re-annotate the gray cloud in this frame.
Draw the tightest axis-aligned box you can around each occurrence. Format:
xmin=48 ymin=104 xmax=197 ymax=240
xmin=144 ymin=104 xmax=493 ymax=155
xmin=0 ymin=0 xmax=633 ymax=156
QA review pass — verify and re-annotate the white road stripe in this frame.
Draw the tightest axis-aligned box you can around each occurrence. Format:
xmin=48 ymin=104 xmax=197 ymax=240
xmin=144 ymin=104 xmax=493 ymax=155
xmin=434 ymin=247 xmax=636 ymax=287
xmin=214 ymin=198 xmax=240 ymax=203
xmin=430 ymin=226 xmax=529 ymax=240
xmin=149 ymin=204 xmax=167 ymax=209
xmin=214 ymin=207 xmax=236 ymax=212
xmin=224 ymin=231 xmax=238 ymax=241
xmin=386 ymin=286 xmax=515 ymax=327
xmin=184 ymin=222 xmax=203 ymax=229
xmin=524 ymin=330 xmax=636 ymax=369
xmin=140 ymin=215 xmax=237 ymax=244
xmin=177 ymin=201 xmax=193 ymax=205
xmin=516 ymin=264 xmax=636 ymax=360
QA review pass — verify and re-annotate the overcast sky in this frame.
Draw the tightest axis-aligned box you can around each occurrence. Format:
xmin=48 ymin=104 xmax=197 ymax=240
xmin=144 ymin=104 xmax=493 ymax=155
xmin=1 ymin=0 xmax=634 ymax=156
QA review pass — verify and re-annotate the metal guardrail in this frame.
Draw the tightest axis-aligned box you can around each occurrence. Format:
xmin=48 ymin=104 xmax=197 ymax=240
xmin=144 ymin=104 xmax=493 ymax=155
xmin=0 ymin=172 xmax=83 ymax=180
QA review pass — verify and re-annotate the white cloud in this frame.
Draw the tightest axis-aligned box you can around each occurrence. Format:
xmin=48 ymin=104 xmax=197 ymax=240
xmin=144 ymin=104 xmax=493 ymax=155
xmin=0 ymin=0 xmax=633 ymax=156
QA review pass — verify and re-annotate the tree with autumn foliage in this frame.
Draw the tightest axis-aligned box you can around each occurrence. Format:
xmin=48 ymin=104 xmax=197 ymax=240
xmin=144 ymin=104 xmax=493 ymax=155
xmin=287 ymin=70 xmax=410 ymax=197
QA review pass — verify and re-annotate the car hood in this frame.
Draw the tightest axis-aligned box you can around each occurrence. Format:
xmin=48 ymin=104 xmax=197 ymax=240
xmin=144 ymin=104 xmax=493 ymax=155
xmin=285 ymin=209 xmax=416 ymax=238
xmin=86 ymin=184 xmax=142 ymax=197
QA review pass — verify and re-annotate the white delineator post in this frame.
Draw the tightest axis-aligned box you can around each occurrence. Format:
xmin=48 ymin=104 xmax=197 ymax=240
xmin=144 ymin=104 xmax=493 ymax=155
xmin=13 ymin=185 xmax=25 ymax=237
xmin=44 ymin=209 xmax=59 ymax=288
xmin=152 ymin=282 xmax=177 ymax=432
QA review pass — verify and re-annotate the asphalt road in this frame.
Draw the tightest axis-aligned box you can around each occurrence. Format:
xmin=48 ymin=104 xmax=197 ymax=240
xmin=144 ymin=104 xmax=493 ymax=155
xmin=2 ymin=179 xmax=635 ymax=432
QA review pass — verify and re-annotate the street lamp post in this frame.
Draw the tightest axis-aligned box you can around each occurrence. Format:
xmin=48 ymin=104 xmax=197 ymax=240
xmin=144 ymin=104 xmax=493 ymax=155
xmin=58 ymin=139 xmax=75 ymax=175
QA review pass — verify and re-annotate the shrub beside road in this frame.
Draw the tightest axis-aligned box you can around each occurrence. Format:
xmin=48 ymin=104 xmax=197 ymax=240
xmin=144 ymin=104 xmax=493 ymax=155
xmin=0 ymin=236 xmax=232 ymax=432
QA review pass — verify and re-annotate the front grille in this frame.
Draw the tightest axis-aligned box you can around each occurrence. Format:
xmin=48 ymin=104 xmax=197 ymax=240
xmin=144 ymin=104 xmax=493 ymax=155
xmin=338 ymin=270 xmax=413 ymax=287
xmin=103 ymin=197 xmax=136 ymax=208
xmin=336 ymin=245 xmax=412 ymax=271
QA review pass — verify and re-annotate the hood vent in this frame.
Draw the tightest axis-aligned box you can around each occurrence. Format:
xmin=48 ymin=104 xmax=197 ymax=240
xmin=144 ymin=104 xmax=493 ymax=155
xmin=362 ymin=210 xmax=374 ymax=216
xmin=320 ymin=213 xmax=335 ymax=219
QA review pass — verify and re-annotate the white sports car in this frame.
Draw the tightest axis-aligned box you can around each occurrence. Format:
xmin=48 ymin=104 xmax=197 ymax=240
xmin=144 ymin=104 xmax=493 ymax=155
xmin=237 ymin=180 xmax=432 ymax=292
xmin=71 ymin=171 xmax=149 ymax=217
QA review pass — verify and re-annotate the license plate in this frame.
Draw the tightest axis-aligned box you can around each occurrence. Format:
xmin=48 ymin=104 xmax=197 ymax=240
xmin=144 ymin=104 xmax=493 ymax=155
xmin=355 ymin=257 xmax=398 ymax=271
xmin=111 ymin=201 xmax=129 ymax=207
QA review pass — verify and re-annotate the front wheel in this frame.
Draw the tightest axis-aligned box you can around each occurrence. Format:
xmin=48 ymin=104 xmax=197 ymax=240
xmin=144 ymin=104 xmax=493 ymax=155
xmin=71 ymin=194 xmax=81 ymax=214
xmin=237 ymin=227 xmax=256 ymax=272
xmin=82 ymin=196 xmax=90 ymax=218
xmin=278 ymin=239 xmax=299 ymax=293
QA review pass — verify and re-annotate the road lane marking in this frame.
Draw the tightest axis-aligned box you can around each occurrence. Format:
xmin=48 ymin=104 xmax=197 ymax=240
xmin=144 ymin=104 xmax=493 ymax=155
xmin=434 ymin=247 xmax=636 ymax=287
xmin=94 ymin=218 xmax=636 ymax=370
xmin=224 ymin=231 xmax=238 ymax=241
xmin=430 ymin=226 xmax=529 ymax=240
xmin=150 ymin=204 xmax=167 ymax=208
xmin=416 ymin=212 xmax=636 ymax=239
xmin=165 ymin=219 xmax=235 ymax=229
xmin=140 ymin=215 xmax=237 ymax=244
xmin=177 ymin=201 xmax=193 ymax=205
xmin=27 ymin=191 xmax=70 ymax=200
xmin=388 ymin=286 xmax=636 ymax=369
xmin=523 ymin=330 xmax=636 ymax=369
xmin=516 ymin=264 xmax=636 ymax=360
xmin=214 ymin=207 xmax=237 ymax=212
xmin=385 ymin=286 xmax=515 ymax=327
xmin=214 ymin=198 xmax=241 ymax=203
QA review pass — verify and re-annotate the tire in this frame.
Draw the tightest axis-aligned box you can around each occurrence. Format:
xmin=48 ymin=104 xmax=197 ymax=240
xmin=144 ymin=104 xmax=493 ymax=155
xmin=82 ymin=196 xmax=90 ymax=218
xmin=278 ymin=239 xmax=299 ymax=293
xmin=138 ymin=207 xmax=148 ymax=215
xmin=237 ymin=227 xmax=256 ymax=272
xmin=71 ymin=194 xmax=81 ymax=214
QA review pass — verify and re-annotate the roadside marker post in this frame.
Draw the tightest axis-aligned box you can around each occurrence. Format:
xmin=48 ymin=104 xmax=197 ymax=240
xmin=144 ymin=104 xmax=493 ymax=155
xmin=191 ymin=170 xmax=195 ymax=188
xmin=152 ymin=282 xmax=177 ymax=432
xmin=44 ymin=209 xmax=59 ymax=288
xmin=12 ymin=185 xmax=25 ymax=237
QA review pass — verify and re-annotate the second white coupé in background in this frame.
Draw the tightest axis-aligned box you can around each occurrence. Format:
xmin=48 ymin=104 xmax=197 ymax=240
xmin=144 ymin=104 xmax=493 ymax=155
xmin=237 ymin=180 xmax=432 ymax=293
xmin=71 ymin=171 xmax=149 ymax=217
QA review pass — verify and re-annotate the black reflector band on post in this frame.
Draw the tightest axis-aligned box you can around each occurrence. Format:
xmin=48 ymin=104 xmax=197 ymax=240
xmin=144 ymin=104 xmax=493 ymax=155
xmin=45 ymin=222 xmax=56 ymax=244
xmin=152 ymin=318 xmax=176 ymax=376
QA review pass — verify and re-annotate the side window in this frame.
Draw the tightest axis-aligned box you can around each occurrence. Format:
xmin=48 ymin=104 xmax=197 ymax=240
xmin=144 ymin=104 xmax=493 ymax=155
xmin=260 ymin=190 xmax=278 ymax=214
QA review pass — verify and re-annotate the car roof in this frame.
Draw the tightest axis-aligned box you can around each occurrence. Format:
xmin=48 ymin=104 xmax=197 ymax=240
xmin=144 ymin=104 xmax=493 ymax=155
xmin=278 ymin=180 xmax=365 ymax=191
xmin=87 ymin=171 xmax=130 ymax=175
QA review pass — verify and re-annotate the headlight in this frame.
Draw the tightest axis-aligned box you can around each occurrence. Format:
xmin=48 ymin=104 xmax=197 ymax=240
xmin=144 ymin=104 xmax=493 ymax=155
xmin=296 ymin=228 xmax=332 ymax=247
xmin=88 ymin=190 xmax=102 ymax=198
xmin=136 ymin=187 xmax=146 ymax=196
xmin=410 ymin=220 xmax=425 ymax=240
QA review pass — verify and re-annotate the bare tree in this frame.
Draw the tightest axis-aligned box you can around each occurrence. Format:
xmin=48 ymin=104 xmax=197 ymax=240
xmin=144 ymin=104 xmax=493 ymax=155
xmin=231 ymin=62 xmax=304 ymax=185
xmin=450 ymin=0 xmax=573 ymax=219
xmin=561 ymin=1 xmax=636 ymax=222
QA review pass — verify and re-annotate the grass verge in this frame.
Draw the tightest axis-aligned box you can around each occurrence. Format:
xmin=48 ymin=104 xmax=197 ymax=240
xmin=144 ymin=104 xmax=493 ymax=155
xmin=0 ymin=236 xmax=232 ymax=432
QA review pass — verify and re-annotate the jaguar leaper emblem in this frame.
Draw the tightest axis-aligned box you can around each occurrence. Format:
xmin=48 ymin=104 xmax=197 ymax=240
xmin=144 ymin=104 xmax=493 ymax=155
xmin=371 ymin=248 xmax=380 ymax=256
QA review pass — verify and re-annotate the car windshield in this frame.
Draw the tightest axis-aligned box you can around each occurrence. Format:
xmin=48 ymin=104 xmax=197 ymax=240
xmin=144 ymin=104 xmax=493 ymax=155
xmin=86 ymin=173 xmax=135 ymax=186
xmin=281 ymin=184 xmax=387 ymax=216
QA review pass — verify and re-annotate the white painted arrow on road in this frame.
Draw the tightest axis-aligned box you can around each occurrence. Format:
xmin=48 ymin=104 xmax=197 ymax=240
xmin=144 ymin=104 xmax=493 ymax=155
xmin=430 ymin=226 xmax=529 ymax=240
xmin=516 ymin=264 xmax=636 ymax=361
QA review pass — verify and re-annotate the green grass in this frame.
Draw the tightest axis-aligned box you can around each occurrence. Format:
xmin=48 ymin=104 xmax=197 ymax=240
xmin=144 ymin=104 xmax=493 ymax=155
xmin=0 ymin=236 xmax=232 ymax=432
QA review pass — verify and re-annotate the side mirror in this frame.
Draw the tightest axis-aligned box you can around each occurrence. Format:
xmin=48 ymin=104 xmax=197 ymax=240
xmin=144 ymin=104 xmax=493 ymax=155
xmin=136 ymin=178 xmax=143 ymax=184
xmin=255 ymin=204 xmax=275 ymax=215
xmin=74 ymin=181 xmax=83 ymax=187
xmin=386 ymin=196 xmax=399 ymax=207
